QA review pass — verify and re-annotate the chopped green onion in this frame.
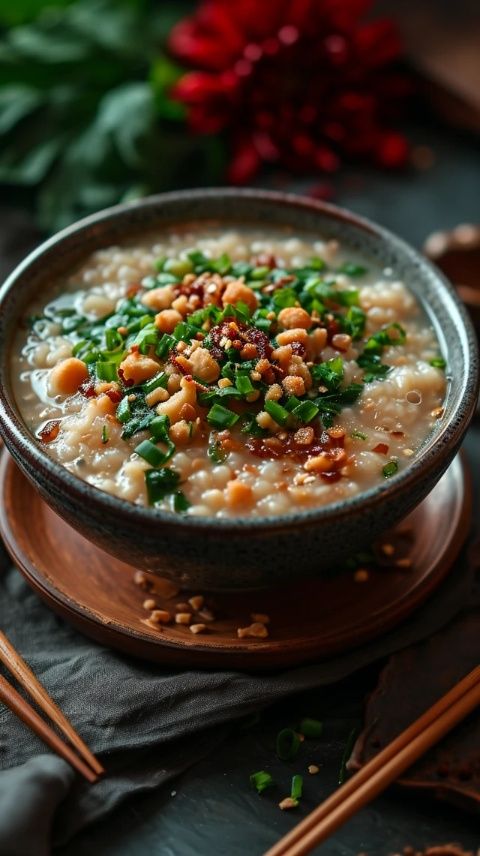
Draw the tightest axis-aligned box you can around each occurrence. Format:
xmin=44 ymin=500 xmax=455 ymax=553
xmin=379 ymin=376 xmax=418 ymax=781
xmin=291 ymin=775 xmax=303 ymax=801
xmin=264 ymin=400 xmax=290 ymax=426
xmin=145 ymin=467 xmax=180 ymax=504
xmin=163 ymin=257 xmax=194 ymax=278
xmin=236 ymin=374 xmax=254 ymax=395
xmin=134 ymin=323 xmax=158 ymax=354
xmin=344 ymin=305 xmax=366 ymax=340
xmin=101 ymin=425 xmax=109 ymax=444
xmin=309 ymin=256 xmax=326 ymax=271
xmin=250 ymin=771 xmax=275 ymax=794
xmin=276 ymin=728 xmax=301 ymax=761
xmin=299 ymin=718 xmax=323 ymax=739
xmin=116 ymin=396 xmax=132 ymax=424
xmin=311 ymin=357 xmax=344 ymax=391
xmin=173 ymin=491 xmax=190 ymax=512
xmin=383 ymin=460 xmax=399 ymax=478
xmin=142 ymin=372 xmax=168 ymax=395
xmin=292 ymin=401 xmax=319 ymax=423
xmin=337 ymin=263 xmax=367 ymax=277
xmin=285 ymin=396 xmax=302 ymax=412
xmin=240 ymin=414 xmax=266 ymax=437
xmin=173 ymin=321 xmax=198 ymax=342
xmin=250 ymin=265 xmax=270 ymax=280
xmin=430 ymin=357 xmax=446 ymax=369
xmin=135 ymin=439 xmax=171 ymax=467
xmin=351 ymin=430 xmax=367 ymax=441
xmin=156 ymin=333 xmax=176 ymax=358
xmin=149 ymin=414 xmax=171 ymax=442
xmin=95 ymin=361 xmax=118 ymax=382
xmin=105 ymin=328 xmax=123 ymax=350
xmin=153 ymin=256 xmax=166 ymax=272
xmin=207 ymin=403 xmax=239 ymax=429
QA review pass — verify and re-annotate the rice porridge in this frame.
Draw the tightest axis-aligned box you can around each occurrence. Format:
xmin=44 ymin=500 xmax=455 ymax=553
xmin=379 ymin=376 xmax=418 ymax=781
xmin=12 ymin=228 xmax=447 ymax=517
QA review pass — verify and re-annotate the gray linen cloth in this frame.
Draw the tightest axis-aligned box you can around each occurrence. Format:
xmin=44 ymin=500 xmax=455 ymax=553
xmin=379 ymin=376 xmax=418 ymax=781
xmin=0 ymin=538 xmax=476 ymax=853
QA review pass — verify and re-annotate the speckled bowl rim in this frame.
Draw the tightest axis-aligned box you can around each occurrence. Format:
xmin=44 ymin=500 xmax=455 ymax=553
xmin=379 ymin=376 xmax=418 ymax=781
xmin=0 ymin=188 xmax=478 ymax=535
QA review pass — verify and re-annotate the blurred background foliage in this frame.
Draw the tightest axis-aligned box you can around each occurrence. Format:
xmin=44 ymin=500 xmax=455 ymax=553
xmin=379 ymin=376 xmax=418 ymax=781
xmin=0 ymin=0 xmax=223 ymax=230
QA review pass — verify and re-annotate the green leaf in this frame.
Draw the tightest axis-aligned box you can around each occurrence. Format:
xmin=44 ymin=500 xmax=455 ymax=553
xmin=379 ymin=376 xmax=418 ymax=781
xmin=95 ymin=82 xmax=156 ymax=169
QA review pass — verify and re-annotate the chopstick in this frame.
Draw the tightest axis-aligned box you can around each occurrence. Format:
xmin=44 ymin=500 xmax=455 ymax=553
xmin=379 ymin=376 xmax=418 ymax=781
xmin=266 ymin=665 xmax=480 ymax=856
xmin=0 ymin=674 xmax=98 ymax=783
xmin=0 ymin=631 xmax=104 ymax=782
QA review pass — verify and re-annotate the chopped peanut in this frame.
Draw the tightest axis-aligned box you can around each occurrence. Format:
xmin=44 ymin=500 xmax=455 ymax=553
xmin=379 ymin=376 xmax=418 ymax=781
xmin=308 ymin=764 xmax=320 ymax=775
xmin=282 ymin=375 xmax=306 ymax=396
xmin=276 ymin=328 xmax=308 ymax=347
xmin=145 ymin=387 xmax=170 ymax=407
xmin=331 ymin=333 xmax=352 ymax=352
xmin=190 ymin=623 xmax=207 ymax=634
xmin=119 ymin=351 xmax=160 ymax=384
xmin=304 ymin=454 xmax=334 ymax=473
xmin=265 ymin=383 xmax=283 ymax=401
xmin=179 ymin=403 xmax=197 ymax=421
xmin=237 ymin=622 xmax=269 ymax=639
xmin=278 ymin=306 xmax=311 ymax=329
xmin=255 ymin=358 xmax=272 ymax=374
xmin=271 ymin=344 xmax=293 ymax=369
xmin=221 ymin=280 xmax=258 ymax=314
xmin=218 ymin=378 xmax=233 ymax=388
xmin=175 ymin=612 xmax=192 ymax=625
xmin=188 ymin=347 xmax=220 ymax=383
xmin=141 ymin=285 xmax=175 ymax=311
xmin=171 ymin=294 xmax=189 ymax=315
xmin=240 ymin=342 xmax=258 ymax=359
xmin=308 ymin=327 xmax=328 ymax=357
xmin=286 ymin=355 xmax=312 ymax=389
xmin=294 ymin=427 xmax=314 ymax=445
xmin=225 ymin=480 xmax=253 ymax=509
xmin=48 ymin=357 xmax=89 ymax=396
xmin=156 ymin=376 xmax=197 ymax=424
xmin=279 ymin=797 xmax=298 ymax=810
xmin=154 ymin=309 xmax=183 ymax=333
xmin=166 ymin=372 xmax=182 ymax=393
xmin=150 ymin=609 xmax=171 ymax=623
xmin=169 ymin=420 xmax=192 ymax=444
xmin=143 ymin=598 xmax=157 ymax=610
xmin=189 ymin=595 xmax=205 ymax=611
xmin=256 ymin=411 xmax=279 ymax=432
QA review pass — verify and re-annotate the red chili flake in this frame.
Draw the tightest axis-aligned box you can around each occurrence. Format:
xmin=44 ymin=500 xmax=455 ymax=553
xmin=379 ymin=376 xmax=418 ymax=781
xmin=290 ymin=341 xmax=306 ymax=357
xmin=38 ymin=420 xmax=61 ymax=444
xmin=247 ymin=428 xmax=344 ymax=464
xmin=372 ymin=443 xmax=389 ymax=455
xmin=117 ymin=367 xmax=134 ymax=387
xmin=126 ymin=283 xmax=141 ymax=298
xmin=104 ymin=387 xmax=122 ymax=404
xmin=254 ymin=253 xmax=277 ymax=269
xmin=79 ymin=378 xmax=96 ymax=398
xmin=391 ymin=430 xmax=404 ymax=438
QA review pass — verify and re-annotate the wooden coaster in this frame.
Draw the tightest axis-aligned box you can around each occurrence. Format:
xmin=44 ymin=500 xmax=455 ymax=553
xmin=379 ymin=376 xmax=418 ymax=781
xmin=0 ymin=452 xmax=472 ymax=670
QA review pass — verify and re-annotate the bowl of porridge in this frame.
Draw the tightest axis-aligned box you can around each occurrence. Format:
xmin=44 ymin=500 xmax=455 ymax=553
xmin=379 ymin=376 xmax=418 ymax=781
xmin=0 ymin=190 xmax=477 ymax=589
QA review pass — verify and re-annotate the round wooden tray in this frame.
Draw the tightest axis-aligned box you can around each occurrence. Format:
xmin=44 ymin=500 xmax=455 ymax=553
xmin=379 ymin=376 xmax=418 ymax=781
xmin=0 ymin=452 xmax=472 ymax=670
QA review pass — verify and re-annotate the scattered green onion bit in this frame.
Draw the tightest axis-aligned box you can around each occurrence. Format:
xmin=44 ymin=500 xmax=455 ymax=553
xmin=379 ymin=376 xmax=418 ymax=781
xmin=173 ymin=491 xmax=190 ymax=513
xmin=101 ymin=425 xmax=109 ymax=444
xmin=142 ymin=372 xmax=168 ymax=395
xmin=351 ymin=430 xmax=367 ymax=441
xmin=299 ymin=718 xmax=323 ymax=739
xmin=292 ymin=401 xmax=319 ymax=424
xmin=116 ymin=397 xmax=132 ymax=424
xmin=208 ymin=439 xmax=228 ymax=464
xmin=250 ymin=771 xmax=275 ymax=795
xmin=135 ymin=439 xmax=171 ymax=468
xmin=236 ymin=373 xmax=255 ymax=395
xmin=145 ymin=467 xmax=180 ymax=505
xmin=95 ymin=361 xmax=118 ymax=382
xmin=430 ymin=357 xmax=446 ymax=369
xmin=264 ymin=400 xmax=290 ymax=427
xmin=382 ymin=460 xmax=398 ymax=479
xmin=276 ymin=728 xmax=301 ymax=761
xmin=207 ymin=403 xmax=239 ymax=429
xmin=291 ymin=775 xmax=303 ymax=801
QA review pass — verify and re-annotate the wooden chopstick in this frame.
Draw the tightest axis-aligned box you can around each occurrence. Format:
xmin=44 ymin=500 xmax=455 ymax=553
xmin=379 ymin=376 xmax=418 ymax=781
xmin=0 ymin=674 xmax=98 ymax=783
xmin=266 ymin=665 xmax=480 ymax=856
xmin=0 ymin=631 xmax=104 ymax=777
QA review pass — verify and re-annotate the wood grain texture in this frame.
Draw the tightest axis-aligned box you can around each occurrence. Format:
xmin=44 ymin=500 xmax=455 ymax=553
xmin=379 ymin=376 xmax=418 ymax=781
xmin=0 ymin=452 xmax=472 ymax=671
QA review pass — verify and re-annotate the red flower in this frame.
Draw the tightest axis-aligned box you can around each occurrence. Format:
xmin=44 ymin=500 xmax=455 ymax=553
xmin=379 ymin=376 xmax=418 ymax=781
xmin=169 ymin=0 xmax=410 ymax=182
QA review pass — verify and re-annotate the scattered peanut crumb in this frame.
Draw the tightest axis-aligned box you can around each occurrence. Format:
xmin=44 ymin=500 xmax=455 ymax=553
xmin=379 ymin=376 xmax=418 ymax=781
xmin=176 ymin=602 xmax=191 ymax=612
xmin=402 ymin=448 xmax=414 ymax=457
xmin=308 ymin=764 xmax=320 ymax=775
xmin=154 ymin=578 xmax=180 ymax=599
xmin=198 ymin=608 xmax=215 ymax=622
xmin=144 ymin=618 xmax=164 ymax=631
xmin=150 ymin=609 xmax=171 ymax=624
xmin=354 ymin=568 xmax=369 ymax=583
xmin=396 ymin=557 xmax=412 ymax=569
xmin=190 ymin=623 xmax=207 ymax=635
xmin=175 ymin=612 xmax=192 ymax=625
xmin=237 ymin=622 xmax=269 ymax=639
xmin=189 ymin=595 xmax=205 ymax=611
xmin=250 ymin=613 xmax=270 ymax=624
xmin=133 ymin=570 xmax=153 ymax=591
xmin=431 ymin=407 xmax=444 ymax=419
xmin=143 ymin=598 xmax=157 ymax=611
xmin=279 ymin=797 xmax=298 ymax=810
xmin=381 ymin=543 xmax=395 ymax=557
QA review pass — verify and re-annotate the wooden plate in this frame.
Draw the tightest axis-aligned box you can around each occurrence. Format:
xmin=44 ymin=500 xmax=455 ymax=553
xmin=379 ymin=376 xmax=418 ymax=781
xmin=0 ymin=452 xmax=472 ymax=670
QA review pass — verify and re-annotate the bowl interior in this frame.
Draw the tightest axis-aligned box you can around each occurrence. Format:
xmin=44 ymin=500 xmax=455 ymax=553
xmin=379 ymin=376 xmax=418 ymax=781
xmin=0 ymin=189 xmax=478 ymax=531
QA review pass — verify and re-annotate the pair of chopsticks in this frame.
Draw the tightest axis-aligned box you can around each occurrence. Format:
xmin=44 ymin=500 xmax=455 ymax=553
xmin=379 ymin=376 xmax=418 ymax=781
xmin=266 ymin=664 xmax=480 ymax=856
xmin=0 ymin=631 xmax=104 ymax=783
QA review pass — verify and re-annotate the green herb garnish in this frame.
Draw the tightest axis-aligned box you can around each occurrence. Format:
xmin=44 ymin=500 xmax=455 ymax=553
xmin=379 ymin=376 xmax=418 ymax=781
xmin=299 ymin=718 xmax=323 ymax=739
xmin=101 ymin=425 xmax=109 ymax=444
xmin=145 ymin=468 xmax=181 ymax=505
xmin=276 ymin=728 xmax=301 ymax=761
xmin=207 ymin=403 xmax=240 ymax=429
xmin=430 ymin=357 xmax=446 ymax=369
xmin=250 ymin=771 xmax=275 ymax=794
xmin=291 ymin=774 xmax=303 ymax=802
xmin=382 ymin=460 xmax=399 ymax=478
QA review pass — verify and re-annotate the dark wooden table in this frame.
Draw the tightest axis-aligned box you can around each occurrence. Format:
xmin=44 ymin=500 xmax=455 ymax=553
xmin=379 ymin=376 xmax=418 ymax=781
xmin=2 ymin=117 xmax=479 ymax=855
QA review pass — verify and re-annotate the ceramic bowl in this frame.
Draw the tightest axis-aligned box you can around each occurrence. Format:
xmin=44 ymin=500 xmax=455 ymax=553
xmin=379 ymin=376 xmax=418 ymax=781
xmin=0 ymin=190 xmax=478 ymax=590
